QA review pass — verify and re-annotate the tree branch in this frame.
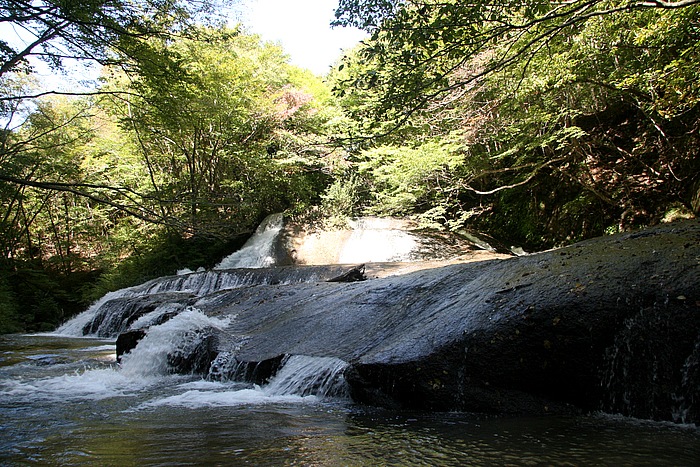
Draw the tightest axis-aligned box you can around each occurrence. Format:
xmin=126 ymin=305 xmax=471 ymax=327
xmin=636 ymin=0 xmax=700 ymax=8
xmin=0 ymin=89 xmax=141 ymax=102
xmin=0 ymin=21 xmax=66 ymax=77
xmin=0 ymin=173 xmax=175 ymax=227
xmin=461 ymin=157 xmax=567 ymax=195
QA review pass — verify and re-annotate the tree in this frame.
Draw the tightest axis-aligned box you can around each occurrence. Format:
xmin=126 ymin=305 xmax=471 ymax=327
xmin=0 ymin=1 xmax=229 ymax=332
xmin=0 ymin=0 xmax=229 ymax=227
xmin=0 ymin=95 xmax=113 ymax=332
xmin=0 ymin=0 xmax=222 ymax=83
xmin=331 ymin=0 xmax=700 ymax=247
xmin=332 ymin=0 xmax=700 ymax=124
xmin=108 ymin=27 xmax=335 ymax=237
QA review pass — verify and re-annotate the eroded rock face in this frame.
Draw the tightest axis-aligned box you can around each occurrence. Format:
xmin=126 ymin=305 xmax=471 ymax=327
xmin=112 ymin=220 xmax=699 ymax=422
xmin=84 ymin=293 xmax=197 ymax=337
xmin=199 ymin=220 xmax=699 ymax=422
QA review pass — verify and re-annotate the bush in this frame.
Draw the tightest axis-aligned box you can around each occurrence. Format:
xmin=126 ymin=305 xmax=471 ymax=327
xmin=0 ymin=275 xmax=21 ymax=334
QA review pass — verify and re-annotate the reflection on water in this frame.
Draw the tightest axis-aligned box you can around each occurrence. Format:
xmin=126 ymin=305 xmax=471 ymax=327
xmin=1 ymin=334 xmax=699 ymax=466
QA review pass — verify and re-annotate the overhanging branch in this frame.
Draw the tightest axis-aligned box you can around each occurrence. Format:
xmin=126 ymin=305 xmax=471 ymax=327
xmin=461 ymin=157 xmax=567 ymax=195
xmin=0 ymin=89 xmax=140 ymax=102
xmin=635 ymin=0 xmax=700 ymax=8
xmin=0 ymin=173 xmax=174 ymax=227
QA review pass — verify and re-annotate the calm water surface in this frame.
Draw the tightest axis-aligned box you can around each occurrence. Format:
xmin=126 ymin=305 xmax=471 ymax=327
xmin=1 ymin=334 xmax=699 ymax=466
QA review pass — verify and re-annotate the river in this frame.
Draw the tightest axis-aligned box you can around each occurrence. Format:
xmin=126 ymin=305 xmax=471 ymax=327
xmin=3 ymin=216 xmax=700 ymax=464
xmin=2 ymin=333 xmax=699 ymax=465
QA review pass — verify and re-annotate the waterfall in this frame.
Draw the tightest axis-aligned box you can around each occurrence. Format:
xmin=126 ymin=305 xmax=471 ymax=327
xmin=215 ymin=213 xmax=285 ymax=269
xmin=264 ymin=355 xmax=348 ymax=398
xmin=49 ymin=213 xmax=464 ymax=407
xmin=50 ymin=213 xmax=463 ymax=407
xmin=207 ymin=353 xmax=348 ymax=398
xmin=675 ymin=339 xmax=700 ymax=423
xmin=24 ymin=218 xmax=700 ymax=429
xmin=119 ymin=308 xmax=230 ymax=377
xmin=600 ymin=307 xmax=700 ymax=422
xmin=52 ymin=271 xmax=264 ymax=338
xmin=56 ymin=213 xmax=477 ymax=338
xmin=338 ymin=218 xmax=418 ymax=263
xmin=55 ymin=264 xmax=359 ymax=339
xmin=289 ymin=217 xmax=426 ymax=265
xmin=134 ymin=354 xmax=350 ymax=410
xmin=54 ymin=288 xmax=140 ymax=337
xmin=118 ymin=310 xmax=349 ymax=405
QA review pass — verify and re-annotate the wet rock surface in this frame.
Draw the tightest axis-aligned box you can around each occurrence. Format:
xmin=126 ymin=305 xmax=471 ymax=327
xmin=196 ymin=220 xmax=700 ymax=422
xmin=116 ymin=329 xmax=146 ymax=362
xmin=108 ymin=220 xmax=699 ymax=422
xmin=84 ymin=293 xmax=197 ymax=337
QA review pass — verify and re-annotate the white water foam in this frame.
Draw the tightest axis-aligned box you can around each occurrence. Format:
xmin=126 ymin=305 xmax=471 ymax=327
xmin=177 ymin=267 xmax=205 ymax=275
xmin=127 ymin=302 xmax=189 ymax=331
xmin=137 ymin=355 xmax=348 ymax=410
xmin=53 ymin=288 xmax=141 ymax=336
xmin=266 ymin=355 xmax=348 ymax=398
xmin=138 ymin=386 xmax=315 ymax=409
xmin=0 ymin=366 xmax=161 ymax=402
xmin=215 ymin=213 xmax=285 ymax=269
xmin=2 ymin=310 xmax=230 ymax=404
xmin=119 ymin=308 xmax=230 ymax=377
xmin=4 ymin=317 xmax=346 ymax=417
xmin=52 ymin=269 xmax=282 ymax=338
xmin=78 ymin=344 xmax=116 ymax=353
xmin=53 ymin=212 xmax=284 ymax=338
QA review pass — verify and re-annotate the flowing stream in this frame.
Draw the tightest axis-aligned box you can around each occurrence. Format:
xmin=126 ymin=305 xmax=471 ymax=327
xmin=2 ymin=215 xmax=699 ymax=465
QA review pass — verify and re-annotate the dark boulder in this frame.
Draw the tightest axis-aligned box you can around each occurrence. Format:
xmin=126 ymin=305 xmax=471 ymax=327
xmin=166 ymin=327 xmax=221 ymax=375
xmin=116 ymin=329 xmax=146 ymax=363
xmin=208 ymin=353 xmax=286 ymax=385
xmin=327 ymin=264 xmax=367 ymax=282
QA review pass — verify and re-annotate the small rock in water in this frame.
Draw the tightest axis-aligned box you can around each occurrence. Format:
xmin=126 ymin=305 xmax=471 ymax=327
xmin=327 ymin=264 xmax=367 ymax=282
xmin=116 ymin=329 xmax=146 ymax=363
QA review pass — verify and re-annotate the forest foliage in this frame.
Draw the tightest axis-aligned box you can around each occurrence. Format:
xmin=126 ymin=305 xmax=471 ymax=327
xmin=0 ymin=1 xmax=338 ymax=332
xmin=1 ymin=0 xmax=698 ymax=332
xmin=330 ymin=0 xmax=699 ymax=244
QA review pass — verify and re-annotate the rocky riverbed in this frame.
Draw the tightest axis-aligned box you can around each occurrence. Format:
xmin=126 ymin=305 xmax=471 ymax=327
xmin=87 ymin=219 xmax=700 ymax=423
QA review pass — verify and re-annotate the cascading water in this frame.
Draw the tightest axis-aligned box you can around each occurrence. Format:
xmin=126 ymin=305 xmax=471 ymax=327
xmin=264 ymin=355 xmax=348 ymax=398
xmin=119 ymin=308 xmax=230 ymax=377
xmin=215 ymin=213 xmax=285 ymax=269
xmin=54 ymin=212 xmax=458 ymax=340
xmin=119 ymin=307 xmax=349 ymax=405
xmin=49 ymin=213 xmax=351 ymax=406
xmin=52 ymin=271 xmax=263 ymax=338
xmin=288 ymin=216 xmax=469 ymax=265
xmin=338 ymin=218 xmax=418 ymax=263
xmin=3 ymin=217 xmax=700 ymax=464
xmin=55 ymin=265 xmax=363 ymax=339
xmin=601 ymin=307 xmax=700 ymax=423
xmin=54 ymin=214 xmax=340 ymax=339
xmin=206 ymin=353 xmax=348 ymax=398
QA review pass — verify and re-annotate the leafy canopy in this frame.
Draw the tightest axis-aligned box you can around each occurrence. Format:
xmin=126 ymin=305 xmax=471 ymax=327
xmin=0 ymin=0 xmax=224 ymax=79
xmin=332 ymin=0 xmax=700 ymax=125
xmin=329 ymin=0 xmax=700 ymax=247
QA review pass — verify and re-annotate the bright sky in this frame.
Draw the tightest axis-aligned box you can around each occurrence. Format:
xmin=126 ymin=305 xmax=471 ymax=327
xmin=233 ymin=0 xmax=367 ymax=75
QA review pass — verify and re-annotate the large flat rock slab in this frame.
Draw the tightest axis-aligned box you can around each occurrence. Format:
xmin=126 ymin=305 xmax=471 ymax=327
xmin=199 ymin=220 xmax=699 ymax=422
